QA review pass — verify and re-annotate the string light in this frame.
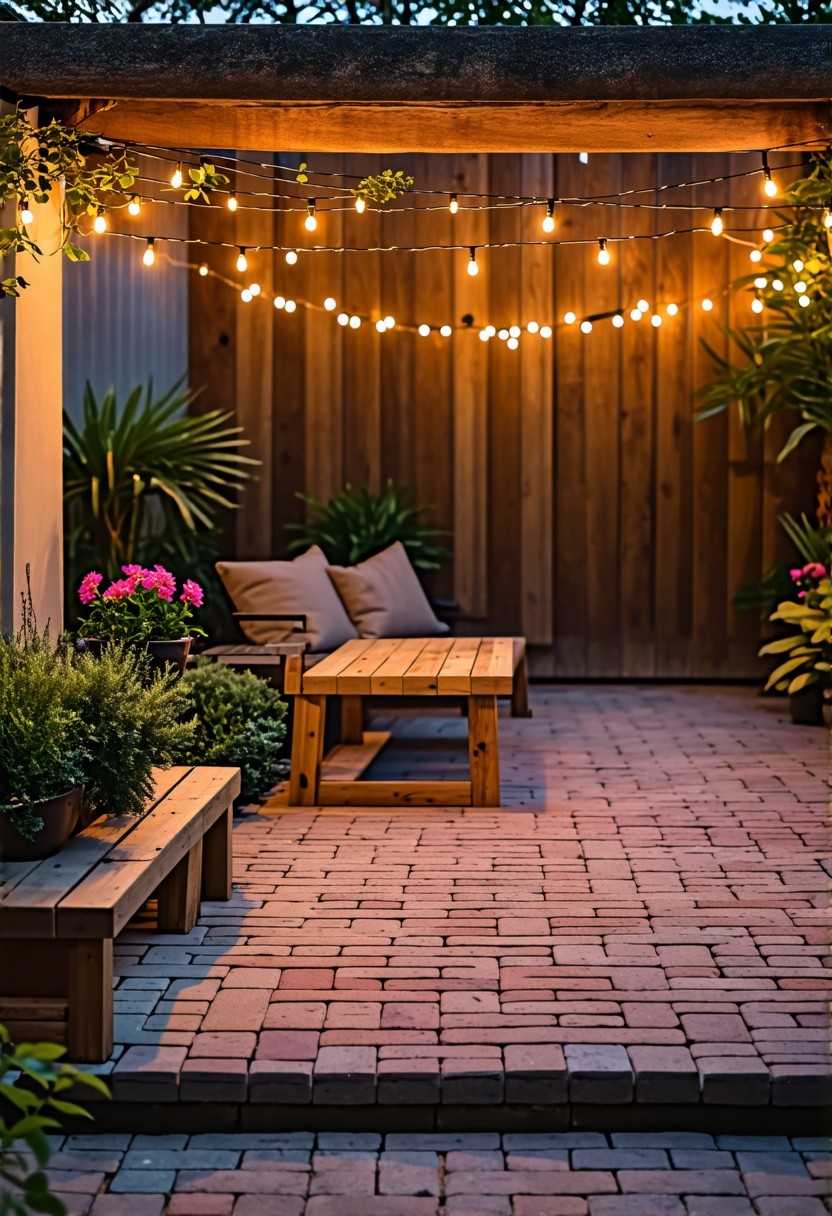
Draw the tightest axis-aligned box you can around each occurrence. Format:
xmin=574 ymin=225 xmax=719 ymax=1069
xmin=440 ymin=324 xmax=453 ymax=337
xmin=20 ymin=198 xmax=34 ymax=225
xmin=479 ymin=329 xmax=490 ymax=342
xmin=484 ymin=325 xmax=496 ymax=338
xmin=467 ymin=247 xmax=479 ymax=277
xmin=349 ymin=315 xmax=361 ymax=328
xmin=542 ymin=200 xmax=556 ymax=234
xmin=241 ymin=288 xmax=252 ymax=303
xmin=355 ymin=196 xmax=366 ymax=214
xmin=274 ymin=295 xmax=286 ymax=309
xmin=824 ymin=207 xmax=832 ymax=229
xmin=93 ymin=207 xmax=107 ymax=234
xmin=612 ymin=313 xmax=624 ymax=328
xmin=285 ymin=299 xmax=297 ymax=313
xmin=527 ymin=321 xmax=539 ymax=334
xmin=376 ymin=319 xmax=387 ymax=333
xmin=651 ymin=313 xmax=662 ymax=327
xmin=795 ymin=280 xmax=807 ymax=292
xmin=580 ymin=320 xmax=593 ymax=334
xmin=127 ymin=195 xmax=141 ymax=217
xmin=337 ymin=312 xmax=349 ymax=326
xmin=305 ymin=200 xmax=318 ymax=232
xmin=142 ymin=238 xmax=155 ymax=267
xmin=701 ymin=298 xmax=714 ymax=311
xmin=793 ymin=259 xmax=804 ymax=272
xmin=236 ymin=247 xmax=248 ymax=273
xmin=710 ymin=208 xmax=724 ymax=237
xmin=630 ymin=308 xmax=643 ymax=321
xmin=564 ymin=312 xmax=576 ymax=325
xmin=170 ymin=162 xmax=183 ymax=189
xmin=749 ymin=249 xmax=762 ymax=263
xmin=761 ymin=151 xmax=777 ymax=198
xmin=751 ymin=298 xmax=764 ymax=313
xmin=509 ymin=325 xmax=521 ymax=338
xmin=249 ymin=283 xmax=261 ymax=296
xmin=539 ymin=325 xmax=552 ymax=338
xmin=285 ymin=250 xmax=298 ymax=265
xmin=449 ymin=193 xmax=459 ymax=215
xmin=772 ymin=278 xmax=784 ymax=290
xmin=199 ymin=263 xmax=208 ymax=276
xmin=597 ymin=238 xmax=610 ymax=265
xmin=579 ymin=153 xmax=589 ymax=165
xmin=637 ymin=299 xmax=649 ymax=313
xmin=798 ymin=294 xmax=811 ymax=307
xmin=754 ymin=276 xmax=768 ymax=288
xmin=507 ymin=336 xmax=519 ymax=349
xmin=762 ymin=227 xmax=774 ymax=243
xmin=666 ymin=303 xmax=679 ymax=316
xmin=418 ymin=324 xmax=431 ymax=337
xmin=384 ymin=315 xmax=395 ymax=329
xmin=324 ymin=297 xmax=337 ymax=311
xmin=227 ymin=193 xmax=238 ymax=212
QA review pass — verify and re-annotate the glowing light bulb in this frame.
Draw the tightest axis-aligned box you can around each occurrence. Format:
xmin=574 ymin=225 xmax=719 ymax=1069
xmin=418 ymin=324 xmax=431 ymax=337
xmin=751 ymin=298 xmax=764 ymax=314
xmin=376 ymin=319 xmax=387 ymax=333
xmin=637 ymin=299 xmax=649 ymax=313
xmin=227 ymin=193 xmax=238 ymax=212
xmin=440 ymin=325 xmax=453 ymax=337
xmin=93 ymin=208 xmax=107 ymax=234
xmin=354 ymin=195 xmax=366 ymax=214
xmin=507 ymin=337 xmax=519 ymax=350
xmin=666 ymin=303 xmax=679 ymax=317
xmin=597 ymin=238 xmax=610 ymax=265
xmin=824 ymin=207 xmax=832 ymax=230
xmin=249 ymin=283 xmax=261 ymax=297
xmin=285 ymin=250 xmax=298 ymax=266
xmin=236 ymin=248 xmax=248 ymax=273
xmin=799 ymin=294 xmax=810 ymax=308
xmin=284 ymin=299 xmax=297 ymax=313
xmin=579 ymin=152 xmax=589 ymax=164
xmin=324 ymin=297 xmax=337 ymax=311
xmin=349 ymin=315 xmax=361 ymax=329
xmin=564 ymin=312 xmax=576 ymax=325
xmin=612 ymin=313 xmax=624 ymax=328
xmin=479 ymin=329 xmax=490 ymax=342
xmin=754 ymin=277 xmax=767 ymax=289
xmin=710 ymin=209 xmax=724 ymax=237
xmin=142 ymin=238 xmax=155 ymax=267
xmin=509 ymin=325 xmax=521 ymax=338
xmin=467 ymin=247 xmax=479 ymax=277
xmin=337 ymin=312 xmax=349 ymax=326
xmin=274 ymin=296 xmax=286 ymax=310
xmin=498 ymin=329 xmax=509 ymax=341
xmin=20 ymin=199 xmax=34 ymax=225
xmin=304 ymin=200 xmax=317 ymax=232
xmin=763 ymin=170 xmax=777 ymax=198
xmin=384 ymin=315 xmax=395 ymax=329
xmin=772 ymin=278 xmax=784 ymax=291
xmin=542 ymin=199 xmax=555 ymax=234
xmin=449 ymin=193 xmax=459 ymax=215
xmin=539 ymin=326 xmax=552 ymax=339
xmin=651 ymin=313 xmax=662 ymax=328
xmin=749 ymin=249 xmax=762 ymax=263
xmin=701 ymin=298 xmax=714 ymax=312
xmin=198 ymin=263 xmax=208 ymax=277
xmin=580 ymin=320 xmax=593 ymax=334
xmin=795 ymin=280 xmax=807 ymax=293
xmin=241 ymin=289 xmax=252 ymax=303
xmin=762 ymin=227 xmax=774 ymax=243
xmin=170 ymin=162 xmax=183 ymax=189
xmin=630 ymin=309 xmax=643 ymax=321
xmin=793 ymin=259 xmax=804 ymax=272
xmin=527 ymin=321 xmax=539 ymax=334
xmin=485 ymin=326 xmax=496 ymax=338
xmin=127 ymin=195 xmax=141 ymax=218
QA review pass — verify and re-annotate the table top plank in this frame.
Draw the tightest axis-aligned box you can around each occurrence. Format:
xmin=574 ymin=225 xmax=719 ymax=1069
xmin=369 ymin=638 xmax=431 ymax=694
xmin=336 ymin=638 xmax=408 ymax=694
xmin=401 ymin=637 xmax=456 ymax=694
xmin=301 ymin=638 xmax=375 ymax=694
xmin=470 ymin=636 xmax=515 ymax=693
xmin=436 ymin=638 xmax=483 ymax=695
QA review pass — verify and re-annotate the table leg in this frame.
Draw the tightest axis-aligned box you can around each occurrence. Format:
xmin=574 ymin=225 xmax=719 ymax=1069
xmin=468 ymin=694 xmax=501 ymax=807
xmin=289 ymin=694 xmax=326 ymax=805
xmin=157 ymin=838 xmax=203 ymax=932
xmin=202 ymin=804 xmax=233 ymax=900
xmin=340 ymin=695 xmax=364 ymax=744
xmin=67 ymin=938 xmax=113 ymax=1062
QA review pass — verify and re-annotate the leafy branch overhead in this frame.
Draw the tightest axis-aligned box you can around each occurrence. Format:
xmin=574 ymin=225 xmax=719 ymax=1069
xmin=351 ymin=170 xmax=415 ymax=208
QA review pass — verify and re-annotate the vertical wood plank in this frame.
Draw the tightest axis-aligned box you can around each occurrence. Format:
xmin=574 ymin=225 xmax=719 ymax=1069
xmin=67 ymin=938 xmax=113 ymax=1063
xmin=202 ymin=805 xmax=233 ymax=901
xmin=380 ymin=155 xmax=416 ymax=490
xmin=156 ymin=838 xmax=203 ymax=934
xmin=343 ymin=154 xmax=382 ymax=492
xmin=468 ymin=695 xmax=501 ymax=807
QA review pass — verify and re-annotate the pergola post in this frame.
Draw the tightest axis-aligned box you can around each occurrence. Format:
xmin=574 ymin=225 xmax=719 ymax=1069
xmin=0 ymin=105 xmax=64 ymax=634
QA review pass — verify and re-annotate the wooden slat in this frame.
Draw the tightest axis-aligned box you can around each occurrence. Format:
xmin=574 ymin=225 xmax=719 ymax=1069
xmin=436 ymin=637 xmax=481 ymax=695
xmin=470 ymin=637 xmax=515 ymax=694
xmin=336 ymin=638 xmax=406 ymax=694
xmin=317 ymin=731 xmax=390 ymax=781
xmin=369 ymin=638 xmax=430 ymax=693
xmin=318 ymin=780 xmax=472 ymax=807
xmin=301 ymin=638 xmax=374 ymax=693
xmin=0 ymin=768 xmax=191 ymax=937
xmin=401 ymin=637 xmax=456 ymax=694
xmin=380 ymin=163 xmax=416 ymax=489
xmin=343 ymin=153 xmax=382 ymax=492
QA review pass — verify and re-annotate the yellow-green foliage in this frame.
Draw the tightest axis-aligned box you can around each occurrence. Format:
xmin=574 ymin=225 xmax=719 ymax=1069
xmin=760 ymin=576 xmax=832 ymax=695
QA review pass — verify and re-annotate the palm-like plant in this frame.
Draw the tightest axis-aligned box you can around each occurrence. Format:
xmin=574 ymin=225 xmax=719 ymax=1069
xmin=64 ymin=379 xmax=257 ymax=583
xmin=286 ymin=482 xmax=450 ymax=571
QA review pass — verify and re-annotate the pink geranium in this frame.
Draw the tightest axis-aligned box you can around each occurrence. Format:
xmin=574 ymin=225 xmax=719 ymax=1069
xmin=78 ymin=571 xmax=103 ymax=605
xmin=180 ymin=579 xmax=204 ymax=608
xmin=803 ymin=562 xmax=827 ymax=580
xmin=140 ymin=564 xmax=177 ymax=601
xmin=103 ymin=577 xmax=136 ymax=600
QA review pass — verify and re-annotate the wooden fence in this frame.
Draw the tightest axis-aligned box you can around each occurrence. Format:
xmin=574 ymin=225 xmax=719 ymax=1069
xmin=188 ymin=151 xmax=816 ymax=679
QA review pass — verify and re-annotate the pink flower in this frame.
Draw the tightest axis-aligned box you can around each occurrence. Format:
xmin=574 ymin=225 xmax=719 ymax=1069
xmin=798 ymin=590 xmax=807 ymax=599
xmin=802 ymin=563 xmax=826 ymax=580
xmin=789 ymin=568 xmax=803 ymax=581
xmin=103 ymin=577 xmax=136 ymax=600
xmin=140 ymin=564 xmax=176 ymax=601
xmin=78 ymin=571 xmax=103 ymax=605
xmin=122 ymin=564 xmax=146 ymax=587
xmin=180 ymin=579 xmax=204 ymax=608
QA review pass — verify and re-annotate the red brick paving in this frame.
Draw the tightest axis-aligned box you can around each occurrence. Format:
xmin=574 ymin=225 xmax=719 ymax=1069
xmin=102 ymin=685 xmax=829 ymax=1117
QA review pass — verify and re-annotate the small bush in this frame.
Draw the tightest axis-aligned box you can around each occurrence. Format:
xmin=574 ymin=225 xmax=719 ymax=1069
xmin=178 ymin=660 xmax=287 ymax=803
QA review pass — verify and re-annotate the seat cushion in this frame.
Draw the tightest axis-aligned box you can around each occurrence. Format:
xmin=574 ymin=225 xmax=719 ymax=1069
xmin=327 ymin=542 xmax=450 ymax=639
xmin=216 ymin=546 xmax=358 ymax=651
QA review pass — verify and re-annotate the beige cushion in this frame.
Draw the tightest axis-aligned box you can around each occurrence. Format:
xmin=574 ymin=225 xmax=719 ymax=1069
xmin=327 ymin=542 xmax=450 ymax=639
xmin=216 ymin=546 xmax=358 ymax=651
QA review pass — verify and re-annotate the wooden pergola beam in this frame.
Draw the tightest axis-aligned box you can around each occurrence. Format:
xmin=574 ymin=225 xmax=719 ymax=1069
xmin=1 ymin=24 xmax=830 ymax=153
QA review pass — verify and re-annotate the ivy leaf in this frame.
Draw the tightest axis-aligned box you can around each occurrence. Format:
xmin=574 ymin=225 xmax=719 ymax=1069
xmin=64 ymin=245 xmax=90 ymax=264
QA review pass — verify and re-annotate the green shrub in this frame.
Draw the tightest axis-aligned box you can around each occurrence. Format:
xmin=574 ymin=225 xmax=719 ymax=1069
xmin=178 ymin=660 xmax=287 ymax=803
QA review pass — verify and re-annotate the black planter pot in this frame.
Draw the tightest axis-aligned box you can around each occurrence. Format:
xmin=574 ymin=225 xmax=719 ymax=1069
xmin=790 ymin=684 xmax=825 ymax=726
xmin=145 ymin=637 xmax=192 ymax=678
xmin=0 ymin=786 xmax=84 ymax=861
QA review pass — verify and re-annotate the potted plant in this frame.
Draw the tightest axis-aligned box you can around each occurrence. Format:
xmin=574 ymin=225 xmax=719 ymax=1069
xmin=76 ymin=564 xmax=206 ymax=676
xmin=760 ymin=569 xmax=832 ymax=728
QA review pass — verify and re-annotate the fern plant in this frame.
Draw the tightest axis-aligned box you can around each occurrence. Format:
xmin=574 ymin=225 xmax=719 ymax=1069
xmin=286 ymin=482 xmax=450 ymax=571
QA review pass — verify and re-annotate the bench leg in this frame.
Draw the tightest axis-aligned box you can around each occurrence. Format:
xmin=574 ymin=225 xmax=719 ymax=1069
xmin=67 ymin=938 xmax=113 ymax=1063
xmin=468 ymin=695 xmax=501 ymax=807
xmin=157 ymin=838 xmax=203 ymax=933
xmin=340 ymin=695 xmax=364 ymax=744
xmin=289 ymin=694 xmax=326 ymax=806
xmin=511 ymin=647 xmax=532 ymax=718
xmin=202 ymin=804 xmax=233 ymax=901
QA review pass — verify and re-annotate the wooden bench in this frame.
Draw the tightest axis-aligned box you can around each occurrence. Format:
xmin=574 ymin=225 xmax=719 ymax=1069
xmin=285 ymin=637 xmax=525 ymax=809
xmin=0 ymin=765 xmax=239 ymax=1062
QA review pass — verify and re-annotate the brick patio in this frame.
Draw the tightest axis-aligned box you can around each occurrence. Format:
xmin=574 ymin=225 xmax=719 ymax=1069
xmin=92 ymin=685 xmax=829 ymax=1130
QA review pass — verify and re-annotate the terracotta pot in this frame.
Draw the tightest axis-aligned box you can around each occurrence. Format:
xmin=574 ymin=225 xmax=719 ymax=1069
xmin=0 ymin=786 xmax=84 ymax=862
xmin=144 ymin=637 xmax=192 ymax=678
xmin=790 ymin=684 xmax=825 ymax=727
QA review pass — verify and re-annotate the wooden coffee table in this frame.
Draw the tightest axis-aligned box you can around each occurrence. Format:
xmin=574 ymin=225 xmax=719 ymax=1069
xmin=284 ymin=637 xmax=515 ymax=808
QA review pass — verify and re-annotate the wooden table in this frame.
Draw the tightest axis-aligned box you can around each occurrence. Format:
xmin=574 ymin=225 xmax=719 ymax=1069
xmin=285 ymin=637 xmax=516 ymax=808
xmin=201 ymin=640 xmax=307 ymax=687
